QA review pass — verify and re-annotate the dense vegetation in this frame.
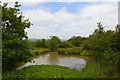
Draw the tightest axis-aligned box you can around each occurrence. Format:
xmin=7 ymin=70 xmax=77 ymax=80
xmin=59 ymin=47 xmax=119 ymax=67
xmin=82 ymin=23 xmax=119 ymax=70
xmin=2 ymin=2 xmax=119 ymax=78
xmin=2 ymin=2 xmax=32 ymax=72
xmin=30 ymin=48 xmax=49 ymax=56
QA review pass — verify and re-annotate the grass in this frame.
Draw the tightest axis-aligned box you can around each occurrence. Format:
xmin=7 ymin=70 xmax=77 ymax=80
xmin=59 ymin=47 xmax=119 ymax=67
xmin=2 ymin=61 xmax=118 ymax=79
xmin=30 ymin=48 xmax=50 ymax=56
xmin=2 ymin=65 xmax=83 ymax=78
xmin=58 ymin=47 xmax=89 ymax=56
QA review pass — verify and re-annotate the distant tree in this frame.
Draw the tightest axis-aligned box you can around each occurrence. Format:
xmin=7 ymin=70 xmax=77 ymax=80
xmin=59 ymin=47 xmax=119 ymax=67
xmin=59 ymin=41 xmax=72 ymax=48
xmin=35 ymin=39 xmax=48 ymax=48
xmin=2 ymin=2 xmax=32 ymax=71
xmin=68 ymin=36 xmax=84 ymax=47
xmin=93 ymin=22 xmax=104 ymax=35
xmin=35 ymin=39 xmax=42 ymax=47
xmin=49 ymin=36 xmax=61 ymax=51
xmin=40 ymin=39 xmax=48 ymax=48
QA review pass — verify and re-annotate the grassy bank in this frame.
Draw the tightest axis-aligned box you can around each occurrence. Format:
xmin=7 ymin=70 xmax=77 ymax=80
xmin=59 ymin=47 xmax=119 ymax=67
xmin=30 ymin=48 xmax=50 ymax=56
xmin=58 ymin=47 xmax=89 ymax=56
xmin=3 ymin=61 xmax=118 ymax=79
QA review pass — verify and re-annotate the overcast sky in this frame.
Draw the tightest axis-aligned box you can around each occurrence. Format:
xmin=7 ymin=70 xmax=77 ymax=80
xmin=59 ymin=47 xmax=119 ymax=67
xmin=3 ymin=0 xmax=118 ymax=39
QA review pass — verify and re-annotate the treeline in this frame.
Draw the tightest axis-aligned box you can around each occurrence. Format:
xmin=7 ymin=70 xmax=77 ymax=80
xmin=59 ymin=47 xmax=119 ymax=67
xmin=31 ymin=36 xmax=85 ymax=50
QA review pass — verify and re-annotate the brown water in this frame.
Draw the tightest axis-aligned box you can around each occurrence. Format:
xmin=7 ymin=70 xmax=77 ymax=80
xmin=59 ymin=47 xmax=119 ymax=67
xmin=17 ymin=52 xmax=86 ymax=70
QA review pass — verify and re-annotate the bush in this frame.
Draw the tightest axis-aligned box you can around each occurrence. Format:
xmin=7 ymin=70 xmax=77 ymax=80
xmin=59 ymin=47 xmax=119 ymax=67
xmin=58 ymin=47 xmax=85 ymax=55
xmin=101 ymin=49 xmax=119 ymax=66
xmin=31 ymin=48 xmax=50 ymax=56
xmin=59 ymin=41 xmax=72 ymax=48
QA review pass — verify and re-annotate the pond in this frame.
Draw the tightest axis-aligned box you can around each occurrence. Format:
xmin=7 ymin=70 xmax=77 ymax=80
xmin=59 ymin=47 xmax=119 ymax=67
xmin=17 ymin=52 xmax=86 ymax=70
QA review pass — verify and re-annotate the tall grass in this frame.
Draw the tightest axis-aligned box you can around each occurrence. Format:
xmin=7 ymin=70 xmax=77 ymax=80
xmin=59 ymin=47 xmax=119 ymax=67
xmin=58 ymin=47 xmax=89 ymax=56
xmin=30 ymin=48 xmax=50 ymax=56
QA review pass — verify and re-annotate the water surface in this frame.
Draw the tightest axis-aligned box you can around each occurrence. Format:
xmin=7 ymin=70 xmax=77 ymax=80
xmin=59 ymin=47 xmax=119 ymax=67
xmin=17 ymin=52 xmax=86 ymax=70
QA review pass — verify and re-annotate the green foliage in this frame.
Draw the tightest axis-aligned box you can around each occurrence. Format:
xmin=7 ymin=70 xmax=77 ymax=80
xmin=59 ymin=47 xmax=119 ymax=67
xmin=58 ymin=47 xmax=83 ymax=55
xmin=2 ymin=40 xmax=32 ymax=71
xmin=59 ymin=41 xmax=72 ymax=48
xmin=27 ymin=41 xmax=36 ymax=50
xmin=31 ymin=48 xmax=50 ymax=56
xmin=35 ymin=39 xmax=41 ymax=47
xmin=111 ymin=25 xmax=120 ymax=51
xmin=101 ymin=50 xmax=119 ymax=66
xmin=68 ymin=36 xmax=85 ymax=47
xmin=49 ymin=36 xmax=61 ymax=51
xmin=93 ymin=22 xmax=104 ymax=35
xmin=2 ymin=2 xmax=32 ymax=71
xmin=35 ymin=39 xmax=48 ymax=48
xmin=2 ymin=65 xmax=82 ymax=78
xmin=82 ymin=22 xmax=111 ymax=52
xmin=82 ymin=22 xmax=119 ymax=72
xmin=2 ymin=2 xmax=30 ymax=40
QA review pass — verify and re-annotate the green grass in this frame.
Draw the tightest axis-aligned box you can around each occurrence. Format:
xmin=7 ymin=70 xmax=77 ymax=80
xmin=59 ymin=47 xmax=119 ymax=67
xmin=30 ymin=48 xmax=50 ymax=56
xmin=3 ymin=65 xmax=83 ymax=78
xmin=58 ymin=47 xmax=89 ymax=56
xmin=3 ymin=61 xmax=118 ymax=79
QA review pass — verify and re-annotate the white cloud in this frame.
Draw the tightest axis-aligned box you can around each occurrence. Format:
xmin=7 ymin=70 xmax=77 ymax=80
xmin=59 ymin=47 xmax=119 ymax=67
xmin=79 ymin=3 xmax=118 ymax=30
xmin=22 ymin=2 xmax=118 ymax=39
xmin=80 ymin=3 xmax=117 ymax=17
xmin=20 ymin=2 xmax=40 ymax=6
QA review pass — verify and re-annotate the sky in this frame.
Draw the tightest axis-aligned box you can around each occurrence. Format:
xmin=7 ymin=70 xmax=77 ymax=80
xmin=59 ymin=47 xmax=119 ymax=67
xmin=2 ymin=0 xmax=119 ymax=39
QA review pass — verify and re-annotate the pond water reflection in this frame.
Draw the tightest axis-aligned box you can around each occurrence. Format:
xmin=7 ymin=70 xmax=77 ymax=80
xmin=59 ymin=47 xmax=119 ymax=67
xmin=17 ymin=52 xmax=86 ymax=70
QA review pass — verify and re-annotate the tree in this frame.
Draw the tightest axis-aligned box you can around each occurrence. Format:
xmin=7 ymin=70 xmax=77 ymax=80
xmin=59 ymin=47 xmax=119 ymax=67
xmin=2 ymin=2 xmax=32 ymax=71
xmin=82 ymin=22 xmax=105 ymax=51
xmin=59 ymin=41 xmax=72 ymax=48
xmin=82 ymin=22 xmax=119 ymax=66
xmin=35 ymin=39 xmax=42 ymax=47
xmin=111 ymin=25 xmax=120 ymax=51
xmin=49 ymin=36 xmax=60 ymax=51
xmin=35 ymin=39 xmax=48 ymax=48
xmin=93 ymin=22 xmax=104 ymax=35
xmin=82 ymin=22 xmax=106 ymax=61
xmin=68 ymin=36 xmax=84 ymax=47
